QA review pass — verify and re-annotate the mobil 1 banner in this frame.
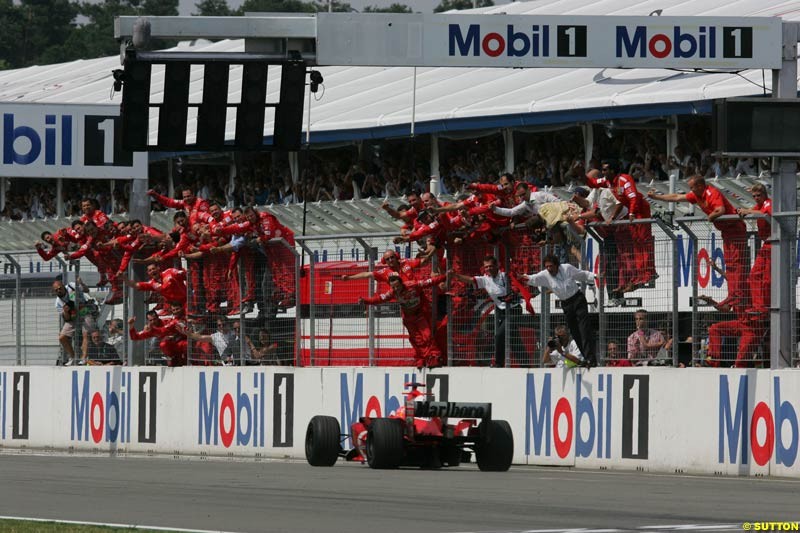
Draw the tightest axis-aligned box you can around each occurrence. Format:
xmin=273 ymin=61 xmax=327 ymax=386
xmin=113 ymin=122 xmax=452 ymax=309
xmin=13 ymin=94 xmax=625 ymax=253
xmin=317 ymin=13 xmax=781 ymax=70
xmin=1 ymin=103 xmax=147 ymax=179
xmin=0 ymin=371 xmax=30 ymax=441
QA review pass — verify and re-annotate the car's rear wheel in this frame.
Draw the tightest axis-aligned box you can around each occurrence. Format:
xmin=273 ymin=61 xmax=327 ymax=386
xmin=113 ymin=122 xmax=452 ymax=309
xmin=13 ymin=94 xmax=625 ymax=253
xmin=305 ymin=415 xmax=341 ymax=467
xmin=366 ymin=418 xmax=404 ymax=469
xmin=475 ymin=419 xmax=514 ymax=472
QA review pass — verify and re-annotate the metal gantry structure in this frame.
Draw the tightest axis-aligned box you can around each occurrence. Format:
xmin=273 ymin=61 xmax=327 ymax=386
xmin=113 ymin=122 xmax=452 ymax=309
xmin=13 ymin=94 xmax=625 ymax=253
xmin=115 ymin=13 xmax=799 ymax=368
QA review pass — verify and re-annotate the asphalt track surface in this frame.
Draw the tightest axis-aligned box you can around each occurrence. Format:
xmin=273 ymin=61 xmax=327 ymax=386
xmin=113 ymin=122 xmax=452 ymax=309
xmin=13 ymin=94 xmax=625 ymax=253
xmin=0 ymin=453 xmax=796 ymax=533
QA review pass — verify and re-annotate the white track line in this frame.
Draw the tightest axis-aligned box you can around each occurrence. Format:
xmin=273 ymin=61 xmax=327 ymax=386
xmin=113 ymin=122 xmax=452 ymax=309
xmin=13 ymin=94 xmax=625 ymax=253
xmin=0 ymin=515 xmax=241 ymax=533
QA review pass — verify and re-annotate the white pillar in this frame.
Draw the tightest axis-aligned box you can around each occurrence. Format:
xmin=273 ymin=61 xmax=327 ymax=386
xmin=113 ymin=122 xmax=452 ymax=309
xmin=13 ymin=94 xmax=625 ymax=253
xmin=666 ymin=115 xmax=679 ymax=213
xmin=430 ymin=134 xmax=440 ymax=179
xmin=581 ymin=123 xmax=593 ymax=169
xmin=167 ymin=159 xmax=175 ymax=198
xmin=288 ymin=151 xmax=300 ymax=183
xmin=56 ymin=178 xmax=63 ymax=217
xmin=502 ymin=129 xmax=515 ymax=174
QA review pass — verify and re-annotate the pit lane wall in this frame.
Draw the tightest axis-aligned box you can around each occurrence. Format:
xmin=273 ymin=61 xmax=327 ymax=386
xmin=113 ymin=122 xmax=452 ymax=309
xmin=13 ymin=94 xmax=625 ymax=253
xmin=0 ymin=367 xmax=796 ymax=477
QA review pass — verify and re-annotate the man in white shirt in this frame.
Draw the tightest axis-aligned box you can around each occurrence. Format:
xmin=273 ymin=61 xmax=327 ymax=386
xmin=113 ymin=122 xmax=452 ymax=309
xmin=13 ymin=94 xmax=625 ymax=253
xmin=523 ymin=254 xmax=597 ymax=367
xmin=491 ymin=182 xmax=560 ymax=220
xmin=449 ymin=256 xmax=526 ymax=368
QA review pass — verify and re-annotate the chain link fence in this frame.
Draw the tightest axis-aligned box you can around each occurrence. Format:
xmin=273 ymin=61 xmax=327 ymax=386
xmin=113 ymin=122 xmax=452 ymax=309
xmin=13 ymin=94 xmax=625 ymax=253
xmin=1 ymin=216 xmax=797 ymax=368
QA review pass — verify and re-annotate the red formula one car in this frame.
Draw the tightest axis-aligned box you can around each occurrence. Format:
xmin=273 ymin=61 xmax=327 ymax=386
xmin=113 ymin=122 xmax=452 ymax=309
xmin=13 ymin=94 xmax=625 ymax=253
xmin=305 ymin=383 xmax=514 ymax=471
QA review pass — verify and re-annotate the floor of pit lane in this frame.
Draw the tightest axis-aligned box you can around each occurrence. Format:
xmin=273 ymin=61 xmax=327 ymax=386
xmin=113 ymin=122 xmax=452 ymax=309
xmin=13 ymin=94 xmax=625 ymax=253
xmin=0 ymin=453 xmax=794 ymax=533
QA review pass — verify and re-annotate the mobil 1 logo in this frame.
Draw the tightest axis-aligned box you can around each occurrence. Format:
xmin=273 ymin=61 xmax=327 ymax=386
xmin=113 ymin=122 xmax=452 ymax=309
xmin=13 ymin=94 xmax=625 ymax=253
xmin=557 ymin=25 xmax=587 ymax=57
xmin=0 ymin=372 xmax=30 ymax=440
xmin=722 ymin=27 xmax=753 ymax=58
xmin=273 ymin=374 xmax=294 ymax=447
xmin=138 ymin=371 xmax=157 ymax=443
xmin=426 ymin=374 xmax=449 ymax=402
xmin=621 ymin=375 xmax=649 ymax=459
xmin=83 ymin=115 xmax=134 ymax=167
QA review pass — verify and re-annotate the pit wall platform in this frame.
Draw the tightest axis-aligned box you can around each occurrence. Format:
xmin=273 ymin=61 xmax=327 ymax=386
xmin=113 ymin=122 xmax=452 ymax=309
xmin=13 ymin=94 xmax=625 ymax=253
xmin=0 ymin=366 xmax=795 ymax=477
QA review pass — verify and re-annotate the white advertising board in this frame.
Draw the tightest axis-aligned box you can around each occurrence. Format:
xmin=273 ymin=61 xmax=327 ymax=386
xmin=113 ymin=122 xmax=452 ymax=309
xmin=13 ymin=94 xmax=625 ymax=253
xmin=2 ymin=367 xmax=798 ymax=478
xmin=317 ymin=14 xmax=782 ymax=70
xmin=0 ymin=103 xmax=148 ymax=179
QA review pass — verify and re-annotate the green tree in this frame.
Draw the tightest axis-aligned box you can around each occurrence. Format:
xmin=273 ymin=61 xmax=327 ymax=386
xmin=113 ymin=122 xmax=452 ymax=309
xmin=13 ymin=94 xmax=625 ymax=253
xmin=311 ymin=0 xmax=353 ymax=11
xmin=194 ymin=0 xmax=232 ymax=16
xmin=434 ymin=0 xmax=493 ymax=12
xmin=0 ymin=0 xmax=25 ymax=69
xmin=363 ymin=3 xmax=412 ymax=13
xmin=15 ymin=0 xmax=79 ymax=67
xmin=236 ymin=0 xmax=316 ymax=14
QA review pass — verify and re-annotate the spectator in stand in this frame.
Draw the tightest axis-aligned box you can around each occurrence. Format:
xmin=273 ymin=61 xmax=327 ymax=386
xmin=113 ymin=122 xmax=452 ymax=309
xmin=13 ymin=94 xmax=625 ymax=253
xmin=626 ymin=309 xmax=666 ymax=365
xmin=648 ymin=175 xmax=748 ymax=309
xmin=86 ymin=329 xmax=122 ymax=365
xmin=247 ymin=328 xmax=280 ymax=365
xmin=542 ymin=325 xmax=585 ymax=368
xmin=523 ymin=254 xmax=598 ymax=367
xmin=605 ymin=340 xmax=632 ymax=367
xmin=106 ymin=319 xmax=125 ymax=360
xmin=183 ymin=317 xmax=235 ymax=362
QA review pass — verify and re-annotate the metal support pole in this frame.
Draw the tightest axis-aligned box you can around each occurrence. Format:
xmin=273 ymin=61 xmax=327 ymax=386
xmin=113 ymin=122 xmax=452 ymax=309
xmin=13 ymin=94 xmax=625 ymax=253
xmin=585 ymin=226 xmax=605 ymax=364
xmin=445 ymin=242 xmax=453 ymax=367
xmin=675 ymin=219 xmax=699 ymax=364
xmin=655 ymin=218 xmax=680 ymax=367
xmin=356 ymin=238 xmax=377 ymax=366
xmin=502 ymin=242 xmax=510 ymax=368
xmin=265 ymin=238 xmax=302 ymax=366
xmin=770 ymin=22 xmax=799 ymax=368
xmin=503 ymin=128 xmax=515 ymax=174
xmin=298 ymin=241 xmax=316 ymax=365
xmin=129 ymin=176 xmax=150 ymax=366
xmin=4 ymin=255 xmax=22 ymax=365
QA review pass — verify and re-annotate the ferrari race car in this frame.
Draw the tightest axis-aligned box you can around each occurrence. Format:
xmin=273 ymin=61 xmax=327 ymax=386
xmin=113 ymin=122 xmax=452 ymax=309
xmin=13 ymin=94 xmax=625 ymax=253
xmin=305 ymin=383 xmax=514 ymax=471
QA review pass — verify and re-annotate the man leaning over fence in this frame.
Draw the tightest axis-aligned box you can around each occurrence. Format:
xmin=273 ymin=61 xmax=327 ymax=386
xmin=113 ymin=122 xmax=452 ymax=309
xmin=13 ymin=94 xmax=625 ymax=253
xmin=53 ymin=277 xmax=97 ymax=366
xmin=648 ymin=175 xmax=748 ymax=310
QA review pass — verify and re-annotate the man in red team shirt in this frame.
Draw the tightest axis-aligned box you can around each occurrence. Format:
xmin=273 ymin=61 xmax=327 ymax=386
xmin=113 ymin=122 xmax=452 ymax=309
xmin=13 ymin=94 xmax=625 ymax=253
xmin=649 ymin=175 xmax=749 ymax=309
xmin=359 ymin=273 xmax=446 ymax=369
xmin=594 ymin=159 xmax=656 ymax=291
xmin=128 ymin=303 xmax=188 ymax=367
xmin=123 ymin=263 xmax=187 ymax=306
xmin=147 ymin=187 xmax=210 ymax=221
xmin=341 ymin=249 xmax=425 ymax=284
xmin=737 ymin=183 xmax=772 ymax=314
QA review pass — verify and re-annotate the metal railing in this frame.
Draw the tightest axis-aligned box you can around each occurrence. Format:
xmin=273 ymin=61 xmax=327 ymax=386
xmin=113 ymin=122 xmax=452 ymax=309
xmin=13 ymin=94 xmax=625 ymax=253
xmin=2 ymin=213 xmax=797 ymax=369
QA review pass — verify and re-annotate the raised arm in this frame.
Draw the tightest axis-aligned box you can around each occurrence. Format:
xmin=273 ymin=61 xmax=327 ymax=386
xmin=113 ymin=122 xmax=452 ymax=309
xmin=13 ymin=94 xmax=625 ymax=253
xmin=647 ymin=190 xmax=689 ymax=203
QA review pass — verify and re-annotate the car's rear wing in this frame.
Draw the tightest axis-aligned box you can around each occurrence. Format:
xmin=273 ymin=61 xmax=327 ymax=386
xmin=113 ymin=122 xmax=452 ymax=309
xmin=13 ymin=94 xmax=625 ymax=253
xmin=414 ymin=401 xmax=492 ymax=419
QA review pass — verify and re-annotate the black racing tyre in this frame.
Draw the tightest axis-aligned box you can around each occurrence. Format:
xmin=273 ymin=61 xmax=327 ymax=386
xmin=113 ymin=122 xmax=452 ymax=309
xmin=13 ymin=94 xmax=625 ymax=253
xmin=366 ymin=418 xmax=405 ymax=469
xmin=305 ymin=415 xmax=341 ymax=467
xmin=475 ymin=419 xmax=514 ymax=472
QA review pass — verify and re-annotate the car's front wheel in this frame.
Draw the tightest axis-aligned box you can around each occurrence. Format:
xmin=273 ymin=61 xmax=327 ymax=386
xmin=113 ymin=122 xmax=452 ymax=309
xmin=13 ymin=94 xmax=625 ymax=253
xmin=305 ymin=415 xmax=341 ymax=467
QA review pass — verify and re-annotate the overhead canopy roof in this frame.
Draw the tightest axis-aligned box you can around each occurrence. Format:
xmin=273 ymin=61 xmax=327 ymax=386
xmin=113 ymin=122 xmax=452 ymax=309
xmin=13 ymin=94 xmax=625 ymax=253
xmin=0 ymin=0 xmax=798 ymax=146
